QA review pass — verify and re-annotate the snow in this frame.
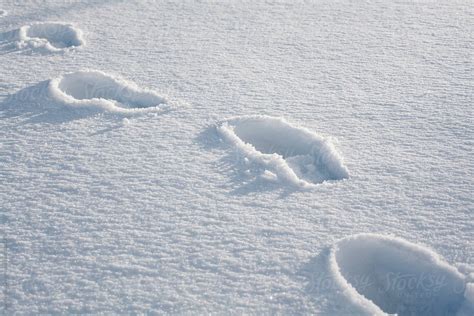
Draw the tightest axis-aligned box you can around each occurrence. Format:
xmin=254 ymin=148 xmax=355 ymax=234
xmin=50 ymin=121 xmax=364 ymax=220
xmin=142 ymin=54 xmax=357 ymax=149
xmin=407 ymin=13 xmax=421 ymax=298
xmin=0 ymin=0 xmax=473 ymax=314
xmin=49 ymin=70 xmax=169 ymax=114
xmin=16 ymin=22 xmax=84 ymax=53
xmin=329 ymin=233 xmax=469 ymax=316
xmin=218 ymin=115 xmax=349 ymax=188
xmin=459 ymin=284 xmax=474 ymax=315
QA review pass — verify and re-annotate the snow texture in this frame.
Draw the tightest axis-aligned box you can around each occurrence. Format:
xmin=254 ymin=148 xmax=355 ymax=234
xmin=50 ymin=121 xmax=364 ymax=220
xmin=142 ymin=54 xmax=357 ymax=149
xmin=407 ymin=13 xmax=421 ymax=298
xmin=330 ymin=234 xmax=472 ymax=316
xmin=16 ymin=22 xmax=84 ymax=53
xmin=0 ymin=9 xmax=7 ymax=17
xmin=1 ymin=0 xmax=472 ymax=314
xmin=48 ymin=70 xmax=169 ymax=114
xmin=218 ymin=116 xmax=349 ymax=188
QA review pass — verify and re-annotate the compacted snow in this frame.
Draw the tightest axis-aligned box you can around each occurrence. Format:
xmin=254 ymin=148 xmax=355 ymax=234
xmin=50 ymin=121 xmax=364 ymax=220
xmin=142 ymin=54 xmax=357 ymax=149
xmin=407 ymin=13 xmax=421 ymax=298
xmin=1 ymin=0 xmax=473 ymax=314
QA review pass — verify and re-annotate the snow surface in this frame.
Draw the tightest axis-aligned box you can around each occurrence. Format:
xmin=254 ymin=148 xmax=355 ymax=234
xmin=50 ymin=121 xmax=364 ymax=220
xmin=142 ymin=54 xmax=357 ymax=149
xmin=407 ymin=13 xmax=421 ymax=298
xmin=1 ymin=0 xmax=473 ymax=314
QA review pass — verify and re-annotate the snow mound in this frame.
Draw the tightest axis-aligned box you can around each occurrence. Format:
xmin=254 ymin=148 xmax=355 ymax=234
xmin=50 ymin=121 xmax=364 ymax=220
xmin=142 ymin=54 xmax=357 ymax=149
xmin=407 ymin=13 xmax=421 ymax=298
xmin=48 ymin=70 xmax=168 ymax=114
xmin=329 ymin=233 xmax=470 ymax=316
xmin=0 ymin=9 xmax=7 ymax=17
xmin=17 ymin=22 xmax=84 ymax=52
xmin=217 ymin=115 xmax=349 ymax=188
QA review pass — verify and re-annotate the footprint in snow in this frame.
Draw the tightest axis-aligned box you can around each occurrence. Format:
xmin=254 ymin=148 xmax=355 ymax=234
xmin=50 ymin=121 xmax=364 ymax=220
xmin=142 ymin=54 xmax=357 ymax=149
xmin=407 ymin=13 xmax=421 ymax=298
xmin=16 ymin=22 xmax=84 ymax=53
xmin=48 ymin=70 xmax=168 ymax=114
xmin=217 ymin=115 xmax=349 ymax=188
xmin=330 ymin=233 xmax=474 ymax=316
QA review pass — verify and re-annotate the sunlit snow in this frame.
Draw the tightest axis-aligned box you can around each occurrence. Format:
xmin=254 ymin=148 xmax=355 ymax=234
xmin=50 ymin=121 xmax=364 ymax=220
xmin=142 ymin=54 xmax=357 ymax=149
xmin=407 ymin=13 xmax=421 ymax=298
xmin=1 ymin=1 xmax=472 ymax=314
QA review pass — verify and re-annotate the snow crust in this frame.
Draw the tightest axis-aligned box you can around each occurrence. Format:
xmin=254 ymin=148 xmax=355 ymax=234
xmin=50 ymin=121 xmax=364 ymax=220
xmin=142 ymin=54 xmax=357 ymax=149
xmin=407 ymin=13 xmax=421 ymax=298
xmin=48 ymin=70 xmax=169 ymax=113
xmin=16 ymin=22 xmax=84 ymax=52
xmin=218 ymin=116 xmax=349 ymax=188
xmin=330 ymin=234 xmax=472 ymax=316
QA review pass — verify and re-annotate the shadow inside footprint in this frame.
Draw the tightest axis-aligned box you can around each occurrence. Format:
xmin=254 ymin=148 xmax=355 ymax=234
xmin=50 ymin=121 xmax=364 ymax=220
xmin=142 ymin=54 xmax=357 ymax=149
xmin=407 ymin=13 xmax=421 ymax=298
xmin=330 ymin=234 xmax=468 ymax=316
